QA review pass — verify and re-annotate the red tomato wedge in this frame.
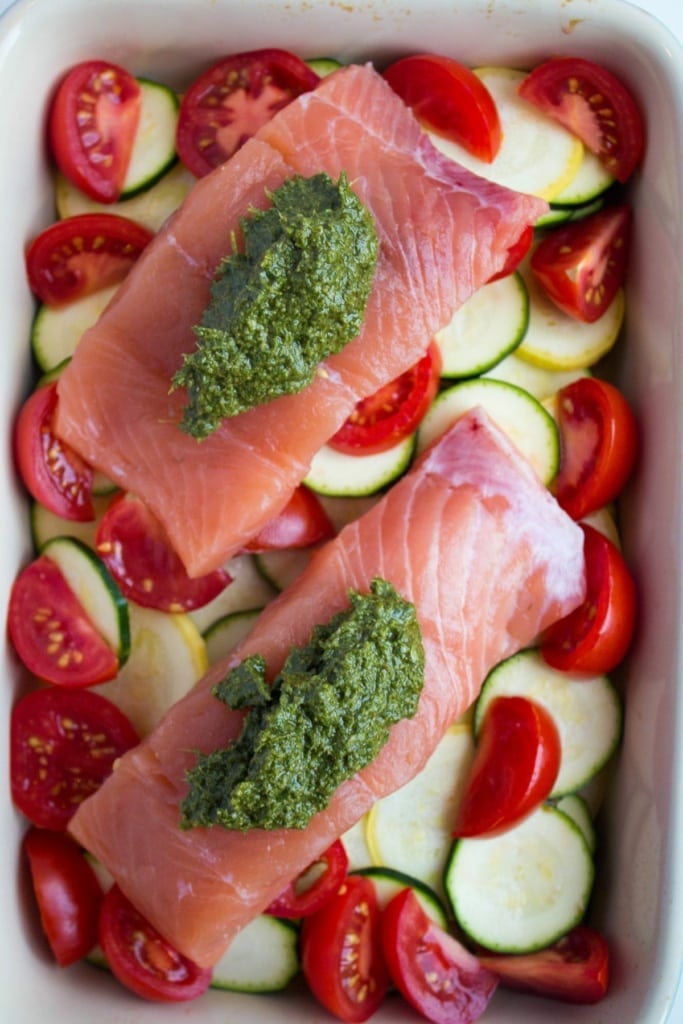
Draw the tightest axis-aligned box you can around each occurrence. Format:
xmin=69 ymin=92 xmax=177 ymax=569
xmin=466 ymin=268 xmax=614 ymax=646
xmin=95 ymin=492 xmax=232 ymax=612
xmin=301 ymin=874 xmax=389 ymax=1022
xmin=98 ymin=884 xmax=212 ymax=1002
xmin=8 ymin=555 xmax=121 ymax=688
xmin=26 ymin=213 xmax=153 ymax=307
xmin=553 ymin=376 xmax=638 ymax=520
xmin=244 ymin=485 xmax=335 ymax=552
xmin=383 ymin=54 xmax=502 ymax=162
xmin=48 ymin=59 xmax=142 ymax=203
xmin=478 ymin=925 xmax=609 ymax=1004
xmin=381 ymin=888 xmax=498 ymax=1024
xmin=329 ymin=343 xmax=442 ymax=456
xmin=14 ymin=382 xmax=95 ymax=522
xmin=453 ymin=695 xmax=561 ymax=839
xmin=23 ymin=827 xmax=104 ymax=966
xmin=265 ymin=839 xmax=349 ymax=918
xmin=176 ymin=48 xmax=320 ymax=177
xmin=530 ymin=205 xmax=632 ymax=323
xmin=11 ymin=687 xmax=139 ymax=830
xmin=518 ymin=56 xmax=645 ymax=183
xmin=541 ymin=523 xmax=636 ymax=675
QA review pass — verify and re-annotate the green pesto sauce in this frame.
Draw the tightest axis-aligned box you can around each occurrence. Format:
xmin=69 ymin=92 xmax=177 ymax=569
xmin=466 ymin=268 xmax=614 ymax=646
xmin=172 ymin=171 xmax=379 ymax=440
xmin=180 ymin=578 xmax=425 ymax=831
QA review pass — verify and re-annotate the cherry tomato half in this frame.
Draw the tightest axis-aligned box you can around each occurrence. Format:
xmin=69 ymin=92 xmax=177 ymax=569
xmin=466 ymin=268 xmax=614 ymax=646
xmin=453 ymin=696 xmax=561 ymax=839
xmin=11 ymin=687 xmax=139 ymax=830
xmin=244 ymin=485 xmax=335 ymax=553
xmin=265 ymin=840 xmax=349 ymax=918
xmin=530 ymin=205 xmax=632 ymax=323
xmin=23 ymin=827 xmax=104 ymax=966
xmin=381 ymin=888 xmax=498 ymax=1024
xmin=176 ymin=48 xmax=320 ymax=177
xmin=478 ymin=925 xmax=609 ymax=1004
xmin=329 ymin=343 xmax=442 ymax=456
xmin=383 ymin=54 xmax=502 ymax=163
xmin=518 ymin=56 xmax=645 ymax=183
xmin=96 ymin=492 xmax=232 ymax=612
xmin=301 ymin=874 xmax=389 ymax=1022
xmin=14 ymin=382 xmax=95 ymax=522
xmin=553 ymin=376 xmax=638 ymax=520
xmin=541 ymin=523 xmax=636 ymax=676
xmin=98 ymin=884 xmax=212 ymax=1002
xmin=26 ymin=212 xmax=153 ymax=307
xmin=48 ymin=59 xmax=142 ymax=203
xmin=8 ymin=555 xmax=121 ymax=688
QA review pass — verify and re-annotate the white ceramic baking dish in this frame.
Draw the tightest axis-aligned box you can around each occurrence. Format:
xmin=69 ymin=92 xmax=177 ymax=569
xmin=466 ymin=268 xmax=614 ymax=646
xmin=2 ymin=0 xmax=683 ymax=1020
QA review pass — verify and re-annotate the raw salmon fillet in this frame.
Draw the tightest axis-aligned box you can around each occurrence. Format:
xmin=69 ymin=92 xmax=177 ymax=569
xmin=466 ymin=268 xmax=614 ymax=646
xmin=69 ymin=409 xmax=585 ymax=968
xmin=55 ymin=64 xmax=547 ymax=577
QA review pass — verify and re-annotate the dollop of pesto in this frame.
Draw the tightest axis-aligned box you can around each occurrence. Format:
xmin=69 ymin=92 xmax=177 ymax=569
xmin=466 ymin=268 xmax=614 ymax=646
xmin=180 ymin=578 xmax=425 ymax=831
xmin=172 ymin=171 xmax=379 ymax=439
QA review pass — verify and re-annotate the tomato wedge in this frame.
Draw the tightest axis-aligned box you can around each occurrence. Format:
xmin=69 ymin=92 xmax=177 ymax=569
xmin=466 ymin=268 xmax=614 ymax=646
xmin=244 ymin=485 xmax=335 ymax=553
xmin=453 ymin=695 xmax=561 ymax=839
xmin=95 ymin=492 xmax=232 ymax=612
xmin=265 ymin=840 xmax=349 ymax=918
xmin=478 ymin=925 xmax=609 ymax=1004
xmin=383 ymin=54 xmax=502 ymax=162
xmin=23 ymin=827 xmax=104 ymax=966
xmin=98 ymin=884 xmax=212 ymax=1002
xmin=11 ymin=687 xmax=139 ymax=830
xmin=48 ymin=59 xmax=142 ymax=203
xmin=176 ymin=48 xmax=320 ymax=177
xmin=26 ymin=212 xmax=153 ymax=307
xmin=301 ymin=874 xmax=389 ymax=1022
xmin=518 ymin=56 xmax=644 ymax=183
xmin=381 ymin=888 xmax=498 ymax=1024
xmin=8 ymin=555 xmax=121 ymax=688
xmin=14 ymin=382 xmax=95 ymax=522
xmin=553 ymin=377 xmax=638 ymax=520
xmin=530 ymin=205 xmax=632 ymax=323
xmin=541 ymin=523 xmax=636 ymax=675
xmin=329 ymin=343 xmax=442 ymax=456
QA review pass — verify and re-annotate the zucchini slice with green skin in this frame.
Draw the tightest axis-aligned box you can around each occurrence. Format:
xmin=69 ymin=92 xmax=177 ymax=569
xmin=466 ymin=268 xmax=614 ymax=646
xmin=188 ymin=553 xmax=276 ymax=634
xmin=31 ymin=495 xmax=112 ymax=552
xmin=482 ymin=350 xmax=590 ymax=402
xmin=304 ymin=434 xmax=415 ymax=497
xmin=120 ymin=79 xmax=180 ymax=198
xmin=354 ymin=866 xmax=449 ymax=928
xmin=210 ymin=915 xmax=300 ymax=993
xmin=204 ymin=608 xmax=262 ymax=664
xmin=474 ymin=649 xmax=623 ymax=797
xmin=549 ymin=148 xmax=615 ymax=208
xmin=444 ymin=804 xmax=594 ymax=954
xmin=31 ymin=285 xmax=118 ymax=372
xmin=306 ymin=57 xmax=343 ymax=77
xmin=554 ymin=793 xmax=597 ymax=854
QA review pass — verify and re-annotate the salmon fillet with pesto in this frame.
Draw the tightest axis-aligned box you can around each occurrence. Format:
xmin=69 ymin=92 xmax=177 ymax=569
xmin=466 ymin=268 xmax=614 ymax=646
xmin=69 ymin=410 xmax=585 ymax=968
xmin=55 ymin=63 xmax=546 ymax=577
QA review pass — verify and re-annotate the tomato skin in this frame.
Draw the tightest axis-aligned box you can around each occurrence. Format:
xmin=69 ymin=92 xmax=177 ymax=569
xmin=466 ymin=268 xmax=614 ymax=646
xmin=488 ymin=224 xmax=534 ymax=283
xmin=329 ymin=343 xmax=442 ymax=456
xmin=541 ymin=523 xmax=636 ymax=675
xmin=553 ymin=377 xmax=638 ymax=520
xmin=49 ymin=60 xmax=142 ymax=203
xmin=23 ymin=827 xmax=104 ymax=966
xmin=176 ymin=48 xmax=320 ymax=177
xmin=265 ymin=840 xmax=349 ymax=918
xmin=453 ymin=696 xmax=561 ymax=839
xmin=478 ymin=925 xmax=609 ymax=1004
xmin=11 ymin=687 xmax=139 ymax=830
xmin=301 ymin=874 xmax=389 ymax=1022
xmin=382 ymin=888 xmax=498 ymax=1024
xmin=530 ymin=205 xmax=631 ymax=323
xmin=26 ymin=212 xmax=153 ymax=307
xmin=96 ymin=492 xmax=232 ymax=612
xmin=518 ymin=56 xmax=644 ymax=183
xmin=383 ymin=54 xmax=502 ymax=162
xmin=98 ymin=884 xmax=212 ymax=1002
xmin=244 ymin=485 xmax=335 ymax=553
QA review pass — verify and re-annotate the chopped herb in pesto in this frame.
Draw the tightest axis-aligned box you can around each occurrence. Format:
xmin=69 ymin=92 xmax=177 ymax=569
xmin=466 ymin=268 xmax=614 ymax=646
xmin=171 ymin=171 xmax=379 ymax=439
xmin=180 ymin=578 xmax=425 ymax=831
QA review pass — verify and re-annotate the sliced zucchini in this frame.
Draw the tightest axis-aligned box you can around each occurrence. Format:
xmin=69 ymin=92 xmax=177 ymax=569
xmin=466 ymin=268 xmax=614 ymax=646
xmin=307 ymin=57 xmax=343 ymax=76
xmin=581 ymin=505 xmax=621 ymax=548
xmin=42 ymin=536 xmax=130 ymax=665
xmin=188 ymin=553 xmax=276 ymax=634
xmin=31 ymin=285 xmax=118 ymax=372
xmin=482 ymin=350 xmax=590 ymax=402
xmin=341 ymin=813 xmax=373 ymax=871
xmin=554 ymin=793 xmax=597 ymax=854
xmin=204 ymin=608 xmax=262 ymax=664
xmin=255 ymin=547 xmax=315 ymax=592
xmin=416 ymin=378 xmax=559 ymax=486
xmin=537 ymin=195 xmax=606 ymax=229
xmin=474 ymin=649 xmax=623 ymax=797
xmin=31 ymin=495 xmax=112 ymax=552
xmin=444 ymin=804 xmax=594 ymax=953
xmin=210 ymin=915 xmax=299 ymax=993
xmin=550 ymin=148 xmax=615 ymax=208
xmin=121 ymin=79 xmax=179 ymax=198
xmin=305 ymin=434 xmax=415 ymax=497
xmin=435 ymin=272 xmax=529 ymax=378
xmin=354 ymin=866 xmax=448 ymax=927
